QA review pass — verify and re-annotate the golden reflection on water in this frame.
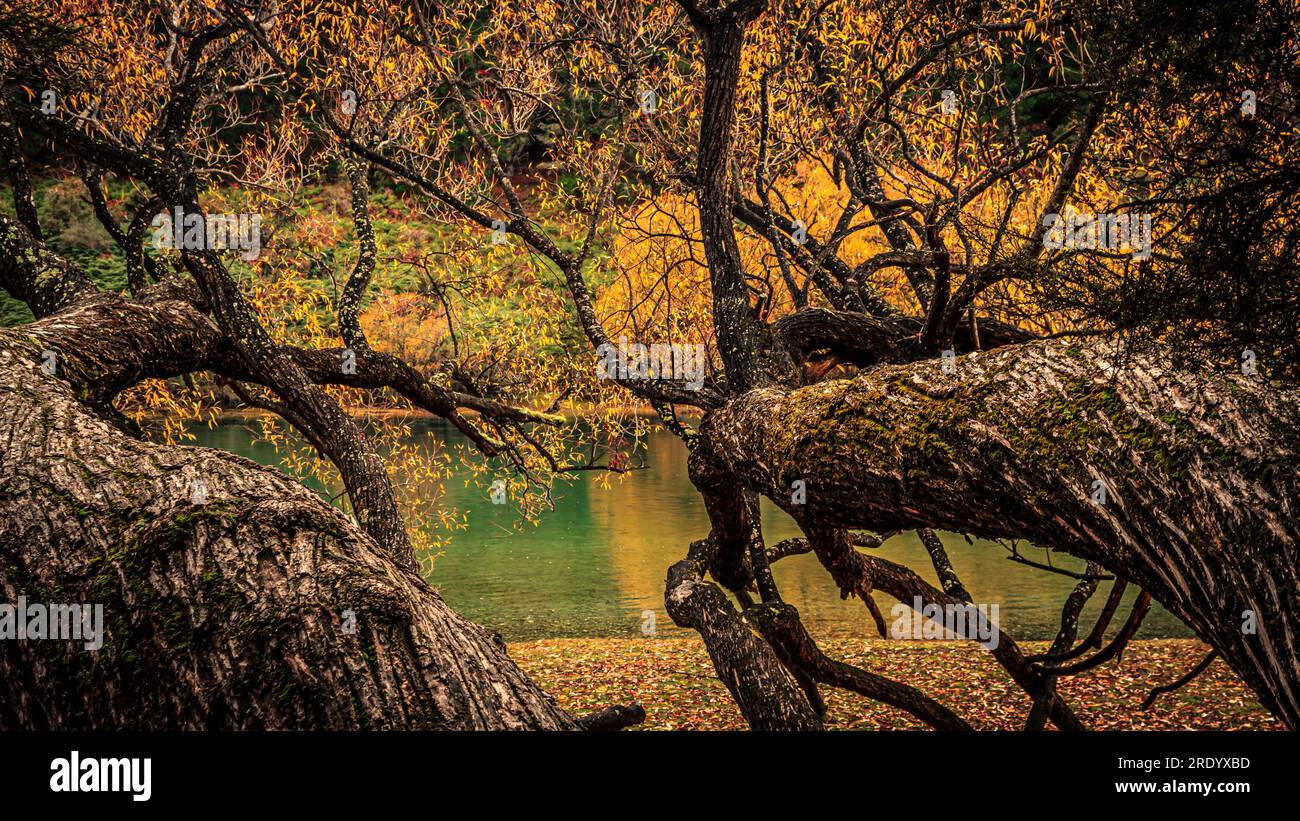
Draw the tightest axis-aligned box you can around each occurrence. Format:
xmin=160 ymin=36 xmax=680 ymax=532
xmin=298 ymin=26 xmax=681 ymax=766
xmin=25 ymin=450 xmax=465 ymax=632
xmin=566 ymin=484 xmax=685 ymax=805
xmin=190 ymin=420 xmax=1187 ymax=642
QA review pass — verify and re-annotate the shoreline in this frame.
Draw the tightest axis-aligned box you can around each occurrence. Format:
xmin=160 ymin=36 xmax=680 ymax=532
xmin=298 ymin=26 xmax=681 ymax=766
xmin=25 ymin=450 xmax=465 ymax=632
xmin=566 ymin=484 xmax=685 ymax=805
xmin=201 ymin=404 xmax=702 ymax=424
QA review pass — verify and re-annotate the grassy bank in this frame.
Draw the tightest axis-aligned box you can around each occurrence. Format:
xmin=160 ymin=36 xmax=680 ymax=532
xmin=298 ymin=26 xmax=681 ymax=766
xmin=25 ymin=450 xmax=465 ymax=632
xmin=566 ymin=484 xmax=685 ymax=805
xmin=509 ymin=637 xmax=1280 ymax=730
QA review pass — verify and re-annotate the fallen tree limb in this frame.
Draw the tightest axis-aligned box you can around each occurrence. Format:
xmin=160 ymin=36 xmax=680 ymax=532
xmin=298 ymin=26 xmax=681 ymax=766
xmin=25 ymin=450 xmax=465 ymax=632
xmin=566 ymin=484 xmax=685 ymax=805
xmin=575 ymin=704 xmax=648 ymax=731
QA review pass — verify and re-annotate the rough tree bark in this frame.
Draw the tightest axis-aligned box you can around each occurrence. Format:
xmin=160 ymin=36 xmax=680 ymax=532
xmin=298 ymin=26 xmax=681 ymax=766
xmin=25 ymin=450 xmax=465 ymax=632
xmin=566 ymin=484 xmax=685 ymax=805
xmin=698 ymin=335 xmax=1300 ymax=727
xmin=0 ymin=300 xmax=577 ymax=729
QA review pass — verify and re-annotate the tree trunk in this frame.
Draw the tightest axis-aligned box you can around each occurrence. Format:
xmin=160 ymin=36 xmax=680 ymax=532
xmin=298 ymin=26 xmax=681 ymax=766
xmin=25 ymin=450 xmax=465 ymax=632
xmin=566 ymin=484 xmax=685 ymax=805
xmin=0 ymin=320 xmax=576 ymax=730
xmin=698 ymin=336 xmax=1300 ymax=727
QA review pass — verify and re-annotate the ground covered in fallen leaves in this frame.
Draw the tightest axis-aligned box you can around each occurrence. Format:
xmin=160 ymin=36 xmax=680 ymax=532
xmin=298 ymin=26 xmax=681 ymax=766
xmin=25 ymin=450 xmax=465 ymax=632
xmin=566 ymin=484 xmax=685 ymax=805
xmin=509 ymin=638 xmax=1280 ymax=730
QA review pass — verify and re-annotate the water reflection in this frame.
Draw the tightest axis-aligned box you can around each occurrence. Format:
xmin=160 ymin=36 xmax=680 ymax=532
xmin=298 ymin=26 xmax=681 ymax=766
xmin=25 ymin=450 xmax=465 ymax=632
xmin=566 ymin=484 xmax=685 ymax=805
xmin=186 ymin=419 xmax=1190 ymax=642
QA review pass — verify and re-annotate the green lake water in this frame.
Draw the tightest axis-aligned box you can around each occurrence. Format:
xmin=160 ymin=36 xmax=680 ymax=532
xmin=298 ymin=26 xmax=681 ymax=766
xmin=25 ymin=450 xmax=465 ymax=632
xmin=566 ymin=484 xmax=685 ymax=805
xmin=188 ymin=419 xmax=1190 ymax=642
